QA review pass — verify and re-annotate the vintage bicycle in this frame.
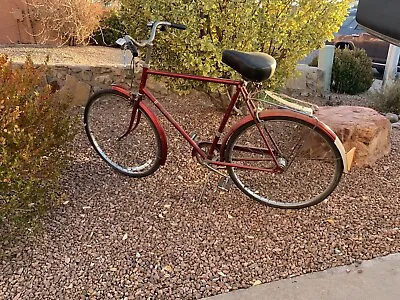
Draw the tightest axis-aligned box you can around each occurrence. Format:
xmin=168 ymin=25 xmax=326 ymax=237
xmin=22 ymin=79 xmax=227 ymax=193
xmin=84 ymin=21 xmax=355 ymax=209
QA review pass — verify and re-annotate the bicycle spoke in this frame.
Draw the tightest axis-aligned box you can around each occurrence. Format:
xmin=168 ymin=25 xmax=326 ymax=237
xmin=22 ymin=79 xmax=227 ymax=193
xmin=226 ymin=116 xmax=343 ymax=209
xmin=84 ymin=90 xmax=162 ymax=177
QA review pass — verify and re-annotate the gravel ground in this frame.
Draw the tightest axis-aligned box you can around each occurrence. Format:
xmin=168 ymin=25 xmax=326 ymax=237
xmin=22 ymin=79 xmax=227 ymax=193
xmin=1 ymin=90 xmax=400 ymax=299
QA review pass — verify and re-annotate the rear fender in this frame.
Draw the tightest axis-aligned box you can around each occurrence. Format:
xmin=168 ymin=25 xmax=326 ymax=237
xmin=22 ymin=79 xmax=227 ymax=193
xmin=220 ymin=109 xmax=351 ymax=171
xmin=111 ymin=85 xmax=167 ymax=165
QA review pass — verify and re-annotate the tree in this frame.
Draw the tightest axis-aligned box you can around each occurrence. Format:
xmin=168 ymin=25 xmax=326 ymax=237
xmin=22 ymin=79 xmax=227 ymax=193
xmin=120 ymin=0 xmax=350 ymax=93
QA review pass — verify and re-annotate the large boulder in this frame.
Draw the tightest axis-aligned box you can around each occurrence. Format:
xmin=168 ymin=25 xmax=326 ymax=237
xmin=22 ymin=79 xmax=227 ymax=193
xmin=316 ymin=106 xmax=391 ymax=167
xmin=56 ymin=74 xmax=91 ymax=106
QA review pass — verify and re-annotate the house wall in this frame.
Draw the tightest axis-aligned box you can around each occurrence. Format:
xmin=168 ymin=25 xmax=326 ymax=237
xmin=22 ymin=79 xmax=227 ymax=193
xmin=0 ymin=0 xmax=36 ymax=44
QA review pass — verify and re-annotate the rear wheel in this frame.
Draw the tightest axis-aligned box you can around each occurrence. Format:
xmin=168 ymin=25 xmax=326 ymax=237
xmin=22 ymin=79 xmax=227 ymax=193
xmin=225 ymin=116 xmax=343 ymax=209
xmin=84 ymin=90 xmax=162 ymax=177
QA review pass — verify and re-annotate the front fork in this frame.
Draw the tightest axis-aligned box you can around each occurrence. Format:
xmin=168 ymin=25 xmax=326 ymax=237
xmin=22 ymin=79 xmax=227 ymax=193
xmin=118 ymin=92 xmax=143 ymax=141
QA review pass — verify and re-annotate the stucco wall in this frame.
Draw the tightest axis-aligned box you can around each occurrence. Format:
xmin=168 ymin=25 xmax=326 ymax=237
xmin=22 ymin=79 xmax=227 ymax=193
xmin=0 ymin=0 xmax=36 ymax=44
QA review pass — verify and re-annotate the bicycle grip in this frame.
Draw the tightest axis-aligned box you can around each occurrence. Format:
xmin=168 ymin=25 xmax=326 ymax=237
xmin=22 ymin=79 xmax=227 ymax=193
xmin=170 ymin=23 xmax=186 ymax=30
xmin=126 ymin=41 xmax=139 ymax=57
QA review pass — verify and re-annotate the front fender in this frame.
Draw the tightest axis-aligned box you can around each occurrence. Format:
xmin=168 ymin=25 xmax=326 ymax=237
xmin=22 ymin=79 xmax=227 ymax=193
xmin=112 ymin=85 xmax=168 ymax=165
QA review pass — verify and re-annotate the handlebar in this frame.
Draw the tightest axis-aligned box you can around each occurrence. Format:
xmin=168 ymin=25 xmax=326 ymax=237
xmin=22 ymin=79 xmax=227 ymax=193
xmin=118 ymin=20 xmax=186 ymax=63
xmin=124 ymin=21 xmax=186 ymax=49
xmin=170 ymin=22 xmax=187 ymax=30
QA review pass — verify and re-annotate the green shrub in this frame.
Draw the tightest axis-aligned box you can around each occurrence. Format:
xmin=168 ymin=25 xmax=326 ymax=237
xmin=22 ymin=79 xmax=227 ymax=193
xmin=92 ymin=10 xmax=127 ymax=46
xmin=120 ymin=0 xmax=350 ymax=94
xmin=0 ymin=55 xmax=76 ymax=232
xmin=309 ymin=55 xmax=319 ymax=67
xmin=331 ymin=48 xmax=373 ymax=94
xmin=371 ymin=80 xmax=400 ymax=114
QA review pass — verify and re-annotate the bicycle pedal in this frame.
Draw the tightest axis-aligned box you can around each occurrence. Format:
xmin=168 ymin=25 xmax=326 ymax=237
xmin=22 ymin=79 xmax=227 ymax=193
xmin=217 ymin=177 xmax=232 ymax=191
xmin=189 ymin=131 xmax=198 ymax=140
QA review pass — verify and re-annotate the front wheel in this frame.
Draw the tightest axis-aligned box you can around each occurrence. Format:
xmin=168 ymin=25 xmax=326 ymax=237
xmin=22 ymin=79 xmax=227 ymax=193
xmin=225 ymin=116 xmax=343 ymax=209
xmin=84 ymin=89 xmax=162 ymax=177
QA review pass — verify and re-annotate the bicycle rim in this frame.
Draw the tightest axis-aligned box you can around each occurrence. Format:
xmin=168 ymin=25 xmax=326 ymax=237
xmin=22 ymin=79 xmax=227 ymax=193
xmin=84 ymin=90 xmax=161 ymax=177
xmin=225 ymin=116 xmax=343 ymax=209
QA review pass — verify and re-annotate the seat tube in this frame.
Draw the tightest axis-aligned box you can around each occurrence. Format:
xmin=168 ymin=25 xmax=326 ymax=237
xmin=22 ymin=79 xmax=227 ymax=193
xmin=207 ymin=83 xmax=243 ymax=159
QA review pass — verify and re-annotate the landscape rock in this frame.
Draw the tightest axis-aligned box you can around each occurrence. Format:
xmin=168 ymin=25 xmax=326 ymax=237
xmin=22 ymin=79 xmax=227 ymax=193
xmin=56 ymin=75 xmax=91 ymax=106
xmin=385 ymin=113 xmax=399 ymax=123
xmin=316 ymin=106 xmax=391 ymax=167
xmin=392 ymin=122 xmax=400 ymax=129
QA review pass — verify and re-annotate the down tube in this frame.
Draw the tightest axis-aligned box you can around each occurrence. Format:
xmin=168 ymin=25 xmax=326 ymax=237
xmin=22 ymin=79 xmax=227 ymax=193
xmin=142 ymin=87 xmax=208 ymax=159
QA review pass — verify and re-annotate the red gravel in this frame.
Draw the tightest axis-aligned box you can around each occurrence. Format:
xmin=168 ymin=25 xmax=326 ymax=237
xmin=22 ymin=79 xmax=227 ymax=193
xmin=1 ymin=92 xmax=400 ymax=299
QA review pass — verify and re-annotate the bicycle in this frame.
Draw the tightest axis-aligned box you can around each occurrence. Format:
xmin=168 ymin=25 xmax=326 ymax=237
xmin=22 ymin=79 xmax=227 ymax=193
xmin=84 ymin=21 xmax=356 ymax=209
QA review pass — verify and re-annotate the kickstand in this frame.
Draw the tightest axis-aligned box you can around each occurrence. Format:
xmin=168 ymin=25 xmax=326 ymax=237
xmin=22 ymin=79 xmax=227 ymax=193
xmin=198 ymin=172 xmax=212 ymax=202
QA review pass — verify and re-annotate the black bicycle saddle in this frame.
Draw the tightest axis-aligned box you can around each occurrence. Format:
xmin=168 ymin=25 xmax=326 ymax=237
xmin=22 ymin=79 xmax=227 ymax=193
xmin=222 ymin=50 xmax=276 ymax=82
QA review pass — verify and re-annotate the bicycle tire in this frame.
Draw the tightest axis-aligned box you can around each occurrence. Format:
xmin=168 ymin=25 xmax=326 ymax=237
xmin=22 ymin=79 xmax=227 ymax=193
xmin=225 ymin=115 xmax=343 ymax=209
xmin=84 ymin=89 xmax=162 ymax=177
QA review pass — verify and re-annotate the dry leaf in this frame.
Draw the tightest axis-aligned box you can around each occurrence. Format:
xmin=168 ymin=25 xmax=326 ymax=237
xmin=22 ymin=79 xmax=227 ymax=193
xmin=164 ymin=204 xmax=171 ymax=209
xmin=122 ymin=233 xmax=128 ymax=241
xmin=253 ymin=280 xmax=262 ymax=286
xmin=246 ymin=235 xmax=255 ymax=239
xmin=217 ymin=271 xmax=226 ymax=277
xmin=327 ymin=218 xmax=335 ymax=225
xmin=82 ymin=206 xmax=91 ymax=210
xmin=163 ymin=265 xmax=173 ymax=272
xmin=227 ymin=213 xmax=233 ymax=219
xmin=177 ymin=175 xmax=183 ymax=181
xmin=109 ymin=267 xmax=117 ymax=272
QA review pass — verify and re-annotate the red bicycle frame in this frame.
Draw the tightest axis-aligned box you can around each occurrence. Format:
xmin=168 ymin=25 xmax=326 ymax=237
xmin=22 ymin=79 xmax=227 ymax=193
xmin=122 ymin=66 xmax=282 ymax=172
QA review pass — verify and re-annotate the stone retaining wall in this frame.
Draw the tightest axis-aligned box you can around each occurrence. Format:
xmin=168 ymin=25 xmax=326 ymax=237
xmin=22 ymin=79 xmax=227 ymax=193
xmin=285 ymin=64 xmax=324 ymax=95
xmin=49 ymin=64 xmax=135 ymax=106
xmin=13 ymin=62 xmax=323 ymax=106
xmin=13 ymin=62 xmax=136 ymax=106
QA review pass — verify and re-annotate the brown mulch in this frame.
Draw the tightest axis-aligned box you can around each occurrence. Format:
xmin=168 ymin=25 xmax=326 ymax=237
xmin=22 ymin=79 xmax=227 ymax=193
xmin=1 ymin=90 xmax=399 ymax=300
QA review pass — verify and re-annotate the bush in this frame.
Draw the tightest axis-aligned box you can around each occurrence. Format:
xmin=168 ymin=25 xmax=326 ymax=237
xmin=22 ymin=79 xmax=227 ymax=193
xmin=331 ymin=48 xmax=373 ymax=94
xmin=92 ymin=10 xmax=127 ymax=47
xmin=120 ymin=0 xmax=350 ymax=94
xmin=28 ymin=0 xmax=103 ymax=45
xmin=371 ymin=80 xmax=400 ymax=114
xmin=309 ymin=55 xmax=319 ymax=67
xmin=0 ymin=55 xmax=76 ymax=232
